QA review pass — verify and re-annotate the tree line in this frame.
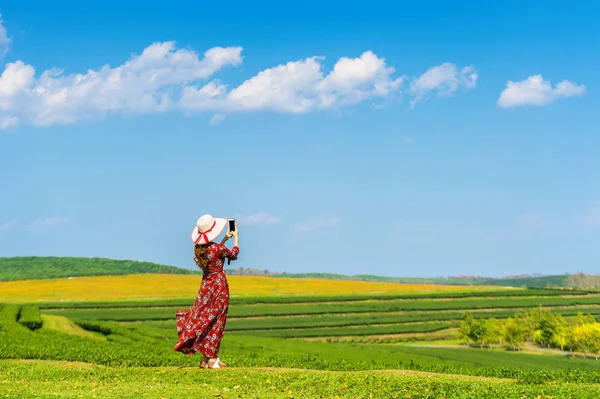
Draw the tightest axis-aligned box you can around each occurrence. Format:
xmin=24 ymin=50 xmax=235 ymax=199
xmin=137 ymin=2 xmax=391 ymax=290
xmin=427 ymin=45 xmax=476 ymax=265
xmin=459 ymin=307 xmax=600 ymax=358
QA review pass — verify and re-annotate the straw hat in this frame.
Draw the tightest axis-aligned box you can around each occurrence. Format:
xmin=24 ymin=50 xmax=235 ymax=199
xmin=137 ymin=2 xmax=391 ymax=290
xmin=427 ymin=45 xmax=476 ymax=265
xmin=190 ymin=214 xmax=227 ymax=245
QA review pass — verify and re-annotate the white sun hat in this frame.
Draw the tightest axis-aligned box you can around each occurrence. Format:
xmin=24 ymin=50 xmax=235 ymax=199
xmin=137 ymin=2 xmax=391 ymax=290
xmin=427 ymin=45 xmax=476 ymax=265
xmin=190 ymin=214 xmax=227 ymax=245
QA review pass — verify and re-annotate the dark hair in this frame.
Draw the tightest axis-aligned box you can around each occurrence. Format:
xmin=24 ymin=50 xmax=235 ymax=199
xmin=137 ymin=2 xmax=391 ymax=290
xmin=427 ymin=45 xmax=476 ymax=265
xmin=193 ymin=243 xmax=212 ymax=274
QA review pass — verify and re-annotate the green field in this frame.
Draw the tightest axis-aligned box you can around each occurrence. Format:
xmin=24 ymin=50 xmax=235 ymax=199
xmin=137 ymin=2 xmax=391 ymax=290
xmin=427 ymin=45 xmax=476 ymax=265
xmin=4 ymin=276 xmax=600 ymax=398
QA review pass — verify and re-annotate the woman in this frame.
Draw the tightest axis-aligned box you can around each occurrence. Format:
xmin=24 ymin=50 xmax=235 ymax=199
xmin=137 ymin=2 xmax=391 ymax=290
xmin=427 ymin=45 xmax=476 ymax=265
xmin=173 ymin=214 xmax=239 ymax=369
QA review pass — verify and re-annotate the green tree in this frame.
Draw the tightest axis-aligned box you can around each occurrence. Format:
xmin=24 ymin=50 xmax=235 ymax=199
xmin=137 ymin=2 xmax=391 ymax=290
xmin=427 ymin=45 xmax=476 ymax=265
xmin=575 ymin=312 xmax=596 ymax=327
xmin=470 ymin=319 xmax=489 ymax=348
xmin=502 ymin=317 xmax=526 ymax=350
xmin=536 ymin=310 xmax=560 ymax=348
xmin=484 ymin=318 xmax=501 ymax=348
xmin=514 ymin=309 xmax=535 ymax=341
xmin=458 ymin=312 xmax=476 ymax=345
xmin=553 ymin=314 xmax=570 ymax=351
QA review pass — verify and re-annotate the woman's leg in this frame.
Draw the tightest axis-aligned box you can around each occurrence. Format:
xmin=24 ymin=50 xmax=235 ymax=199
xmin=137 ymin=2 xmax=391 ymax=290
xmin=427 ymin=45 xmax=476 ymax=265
xmin=200 ymin=354 xmax=210 ymax=368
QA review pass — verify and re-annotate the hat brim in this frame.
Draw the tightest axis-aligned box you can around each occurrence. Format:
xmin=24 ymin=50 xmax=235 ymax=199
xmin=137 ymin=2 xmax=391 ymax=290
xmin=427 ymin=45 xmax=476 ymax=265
xmin=191 ymin=218 xmax=227 ymax=244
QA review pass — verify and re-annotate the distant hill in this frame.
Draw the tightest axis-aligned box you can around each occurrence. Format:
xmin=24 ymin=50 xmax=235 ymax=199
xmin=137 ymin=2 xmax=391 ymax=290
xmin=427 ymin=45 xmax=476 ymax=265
xmin=223 ymin=267 xmax=572 ymax=288
xmin=482 ymin=275 xmax=569 ymax=288
xmin=0 ymin=256 xmax=199 ymax=282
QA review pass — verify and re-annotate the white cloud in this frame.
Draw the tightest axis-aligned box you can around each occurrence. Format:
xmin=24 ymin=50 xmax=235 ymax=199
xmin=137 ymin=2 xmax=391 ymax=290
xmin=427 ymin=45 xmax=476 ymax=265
xmin=0 ymin=46 xmax=407 ymax=129
xmin=0 ymin=15 xmax=479 ymax=129
xmin=26 ymin=217 xmax=73 ymax=230
xmin=497 ymin=74 xmax=585 ymax=108
xmin=0 ymin=42 xmax=243 ymax=127
xmin=237 ymin=212 xmax=281 ymax=225
xmin=402 ymin=137 xmax=413 ymax=144
xmin=0 ymin=14 xmax=11 ymax=57
xmin=210 ymin=113 xmax=226 ymax=126
xmin=0 ymin=221 xmax=16 ymax=231
xmin=181 ymin=51 xmax=405 ymax=114
xmin=409 ymin=62 xmax=477 ymax=107
xmin=294 ymin=217 xmax=338 ymax=232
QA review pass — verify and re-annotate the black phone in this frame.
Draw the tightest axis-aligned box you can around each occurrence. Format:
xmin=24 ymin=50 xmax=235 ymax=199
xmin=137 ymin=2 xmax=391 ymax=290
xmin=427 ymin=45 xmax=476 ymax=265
xmin=228 ymin=218 xmax=236 ymax=232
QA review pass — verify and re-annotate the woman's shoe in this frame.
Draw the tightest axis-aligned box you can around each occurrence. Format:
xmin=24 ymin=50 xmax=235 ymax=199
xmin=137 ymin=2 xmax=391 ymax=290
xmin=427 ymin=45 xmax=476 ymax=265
xmin=207 ymin=357 xmax=226 ymax=369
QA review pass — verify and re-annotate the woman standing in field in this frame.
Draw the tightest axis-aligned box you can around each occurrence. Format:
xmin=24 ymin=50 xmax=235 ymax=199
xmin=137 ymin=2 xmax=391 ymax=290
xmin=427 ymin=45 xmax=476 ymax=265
xmin=173 ymin=214 xmax=239 ymax=369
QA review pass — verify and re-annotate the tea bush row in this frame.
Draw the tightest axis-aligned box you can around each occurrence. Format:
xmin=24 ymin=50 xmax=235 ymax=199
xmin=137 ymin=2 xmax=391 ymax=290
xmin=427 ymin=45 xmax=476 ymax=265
xmin=30 ymin=287 xmax=590 ymax=310
xmin=232 ymin=321 xmax=455 ymax=338
xmin=17 ymin=305 xmax=43 ymax=330
xmin=1 ymin=320 xmax=600 ymax=384
xmin=43 ymin=298 xmax=600 ymax=324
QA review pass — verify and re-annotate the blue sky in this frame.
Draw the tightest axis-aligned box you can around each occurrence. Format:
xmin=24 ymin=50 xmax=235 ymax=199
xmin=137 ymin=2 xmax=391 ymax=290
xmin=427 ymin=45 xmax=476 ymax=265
xmin=1 ymin=0 xmax=599 ymax=278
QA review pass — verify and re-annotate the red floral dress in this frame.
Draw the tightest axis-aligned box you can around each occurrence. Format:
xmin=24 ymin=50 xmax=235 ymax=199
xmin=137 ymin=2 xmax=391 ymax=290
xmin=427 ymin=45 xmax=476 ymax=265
xmin=173 ymin=243 xmax=239 ymax=358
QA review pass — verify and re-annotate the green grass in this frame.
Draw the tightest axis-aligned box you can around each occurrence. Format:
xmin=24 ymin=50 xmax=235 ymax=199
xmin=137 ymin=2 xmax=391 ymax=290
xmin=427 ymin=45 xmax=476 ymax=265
xmin=5 ymin=359 xmax=600 ymax=399
xmin=0 ymin=256 xmax=198 ymax=282
xmin=41 ymin=314 xmax=106 ymax=340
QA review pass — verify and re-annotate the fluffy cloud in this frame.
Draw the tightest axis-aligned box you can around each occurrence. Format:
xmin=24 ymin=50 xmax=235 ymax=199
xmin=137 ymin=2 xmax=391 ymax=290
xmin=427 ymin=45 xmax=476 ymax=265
xmin=181 ymin=50 xmax=404 ymax=114
xmin=409 ymin=62 xmax=477 ymax=107
xmin=0 ymin=42 xmax=243 ymax=127
xmin=0 ymin=14 xmax=11 ymax=57
xmin=497 ymin=74 xmax=585 ymax=108
xmin=0 ymin=17 xmax=478 ymax=129
xmin=237 ymin=212 xmax=281 ymax=225
xmin=294 ymin=217 xmax=338 ymax=232
xmin=0 ymin=45 xmax=409 ymax=128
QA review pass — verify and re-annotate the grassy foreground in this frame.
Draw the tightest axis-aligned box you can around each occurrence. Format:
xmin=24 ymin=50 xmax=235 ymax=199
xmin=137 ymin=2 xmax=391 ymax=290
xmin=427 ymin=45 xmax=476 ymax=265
xmin=4 ymin=281 xmax=600 ymax=398
xmin=2 ymin=359 xmax=599 ymax=399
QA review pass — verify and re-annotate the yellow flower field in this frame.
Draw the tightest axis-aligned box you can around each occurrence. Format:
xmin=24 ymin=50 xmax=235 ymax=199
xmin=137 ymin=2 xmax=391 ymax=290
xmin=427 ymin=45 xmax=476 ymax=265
xmin=0 ymin=274 xmax=494 ymax=302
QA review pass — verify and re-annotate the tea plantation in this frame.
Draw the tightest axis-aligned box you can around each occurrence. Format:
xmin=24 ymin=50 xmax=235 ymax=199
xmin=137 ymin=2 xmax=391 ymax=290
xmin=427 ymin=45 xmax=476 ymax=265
xmin=3 ymin=282 xmax=600 ymax=398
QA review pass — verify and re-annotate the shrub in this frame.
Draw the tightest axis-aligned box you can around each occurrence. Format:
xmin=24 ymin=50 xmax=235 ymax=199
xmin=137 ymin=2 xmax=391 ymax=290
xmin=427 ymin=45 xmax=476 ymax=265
xmin=17 ymin=305 xmax=43 ymax=330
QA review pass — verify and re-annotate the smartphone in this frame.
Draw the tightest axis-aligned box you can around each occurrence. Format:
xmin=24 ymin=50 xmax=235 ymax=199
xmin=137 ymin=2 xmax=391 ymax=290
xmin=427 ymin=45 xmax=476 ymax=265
xmin=228 ymin=218 xmax=236 ymax=232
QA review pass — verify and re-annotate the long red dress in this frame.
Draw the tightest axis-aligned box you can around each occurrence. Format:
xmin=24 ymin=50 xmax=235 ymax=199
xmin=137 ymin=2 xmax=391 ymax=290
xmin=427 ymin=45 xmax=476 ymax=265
xmin=173 ymin=243 xmax=239 ymax=358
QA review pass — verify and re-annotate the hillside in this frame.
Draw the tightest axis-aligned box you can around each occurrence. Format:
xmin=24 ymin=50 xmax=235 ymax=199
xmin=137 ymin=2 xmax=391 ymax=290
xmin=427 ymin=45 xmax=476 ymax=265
xmin=483 ymin=274 xmax=569 ymax=288
xmin=0 ymin=256 xmax=199 ymax=282
xmin=224 ymin=267 xmax=571 ymax=288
